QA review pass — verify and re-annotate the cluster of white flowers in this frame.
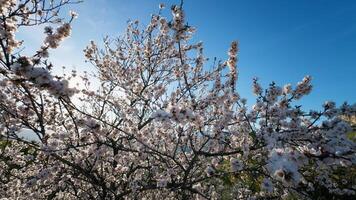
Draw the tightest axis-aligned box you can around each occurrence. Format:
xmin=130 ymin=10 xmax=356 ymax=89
xmin=0 ymin=17 xmax=20 ymax=54
xmin=69 ymin=10 xmax=78 ymax=19
xmin=267 ymin=148 xmax=303 ymax=186
xmin=252 ymin=77 xmax=263 ymax=95
xmin=44 ymin=23 xmax=72 ymax=49
xmin=151 ymin=105 xmax=196 ymax=123
xmin=282 ymin=83 xmax=292 ymax=95
xmin=159 ymin=17 xmax=169 ymax=35
xmin=171 ymin=5 xmax=185 ymax=33
xmin=0 ymin=0 xmax=16 ymax=15
xmin=227 ymin=41 xmax=238 ymax=89
xmin=10 ymin=56 xmax=76 ymax=96
xmin=266 ymin=84 xmax=283 ymax=103
xmin=293 ymin=75 xmax=312 ymax=99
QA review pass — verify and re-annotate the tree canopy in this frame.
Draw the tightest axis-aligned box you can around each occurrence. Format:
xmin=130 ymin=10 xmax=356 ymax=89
xmin=0 ymin=1 xmax=355 ymax=199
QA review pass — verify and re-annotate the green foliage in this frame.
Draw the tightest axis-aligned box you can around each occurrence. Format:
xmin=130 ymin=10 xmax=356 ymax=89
xmin=347 ymin=131 xmax=356 ymax=142
xmin=0 ymin=139 xmax=10 ymax=149
xmin=210 ymin=158 xmax=266 ymax=199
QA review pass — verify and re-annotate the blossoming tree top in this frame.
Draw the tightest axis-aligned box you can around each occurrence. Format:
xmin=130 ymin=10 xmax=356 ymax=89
xmin=0 ymin=1 xmax=355 ymax=199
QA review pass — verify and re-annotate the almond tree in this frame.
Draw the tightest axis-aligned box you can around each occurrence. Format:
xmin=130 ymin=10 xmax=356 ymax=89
xmin=0 ymin=1 xmax=355 ymax=199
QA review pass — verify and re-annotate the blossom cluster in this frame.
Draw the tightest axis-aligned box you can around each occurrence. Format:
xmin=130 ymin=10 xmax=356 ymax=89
xmin=44 ymin=23 xmax=72 ymax=49
xmin=10 ymin=56 xmax=76 ymax=96
xmin=0 ymin=16 xmax=20 ymax=54
xmin=0 ymin=0 xmax=16 ymax=15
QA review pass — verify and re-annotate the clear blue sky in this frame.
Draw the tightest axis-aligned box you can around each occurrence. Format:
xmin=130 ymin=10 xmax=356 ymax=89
xmin=19 ymin=0 xmax=356 ymax=110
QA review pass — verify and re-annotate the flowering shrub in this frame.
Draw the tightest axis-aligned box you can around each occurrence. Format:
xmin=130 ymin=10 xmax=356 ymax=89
xmin=0 ymin=1 xmax=355 ymax=199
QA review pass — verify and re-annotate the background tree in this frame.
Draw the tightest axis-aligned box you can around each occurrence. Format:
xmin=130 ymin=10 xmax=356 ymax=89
xmin=0 ymin=1 xmax=355 ymax=199
xmin=341 ymin=113 xmax=356 ymax=142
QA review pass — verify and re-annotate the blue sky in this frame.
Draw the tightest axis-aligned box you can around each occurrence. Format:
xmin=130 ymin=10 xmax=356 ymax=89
xmin=18 ymin=0 xmax=356 ymax=110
